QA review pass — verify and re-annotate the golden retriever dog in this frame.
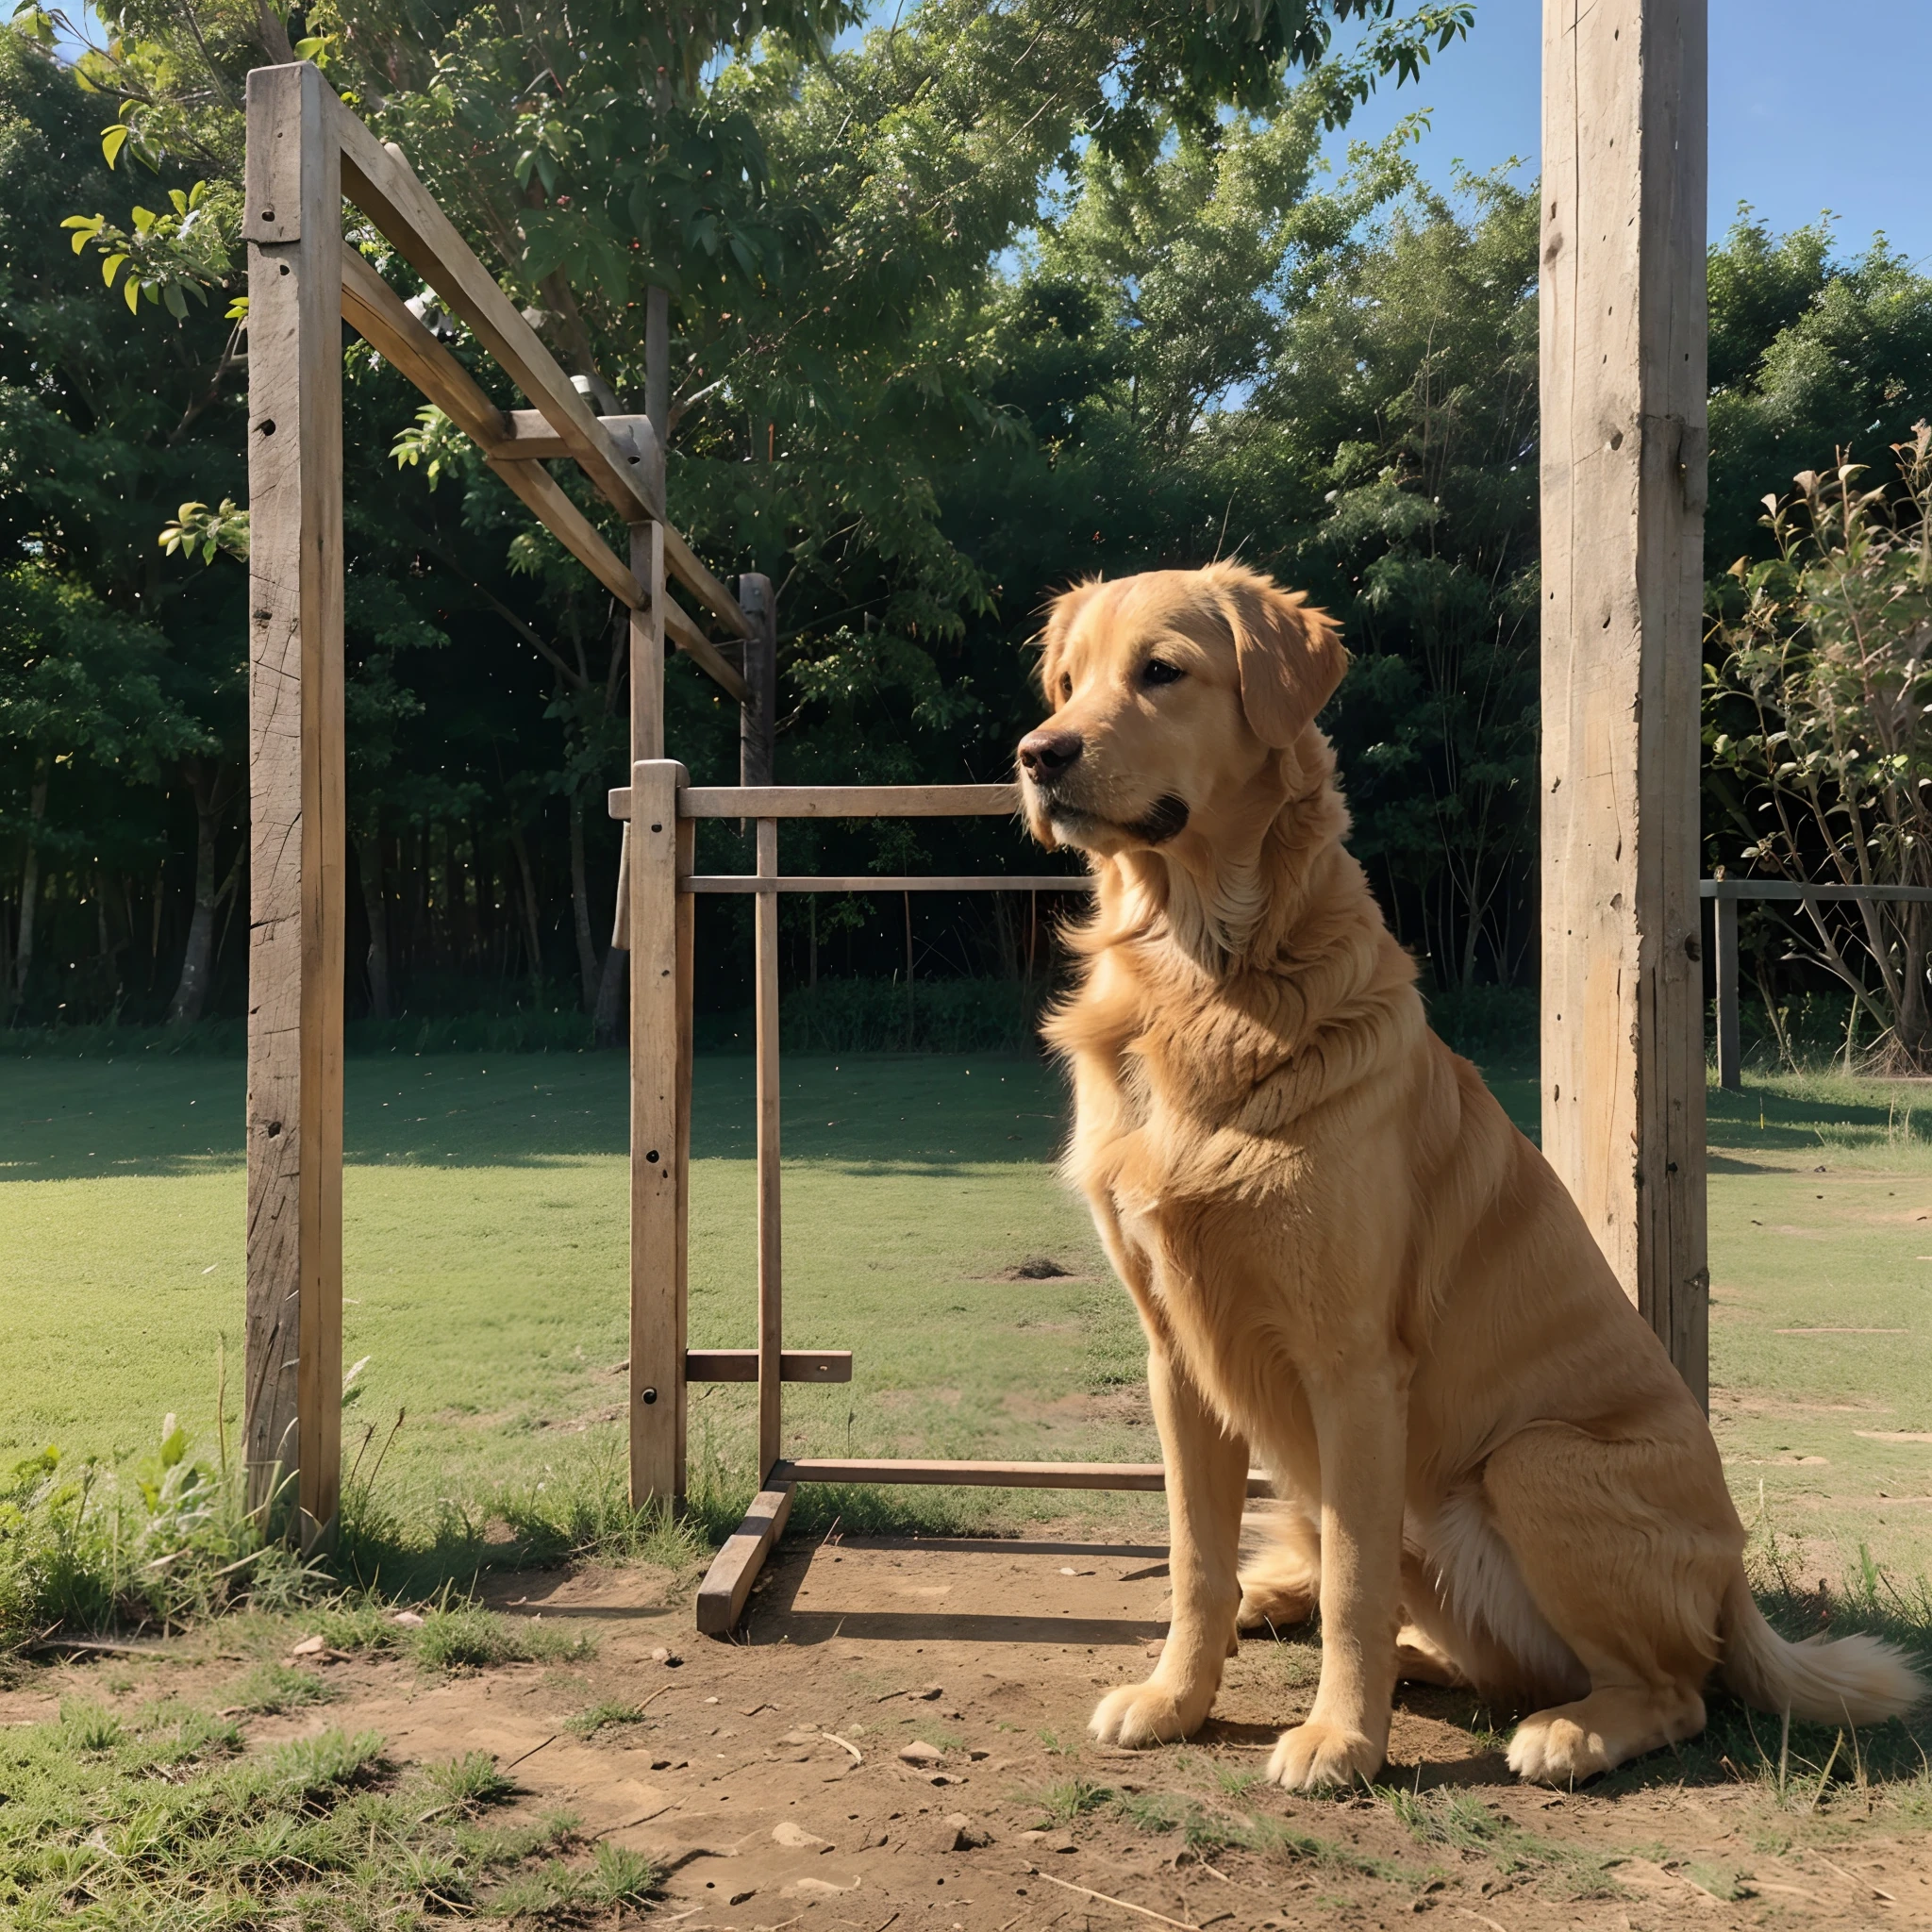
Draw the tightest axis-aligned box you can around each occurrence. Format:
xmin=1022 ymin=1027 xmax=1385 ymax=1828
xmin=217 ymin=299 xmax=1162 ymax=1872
xmin=1015 ymin=561 xmax=1924 ymax=1789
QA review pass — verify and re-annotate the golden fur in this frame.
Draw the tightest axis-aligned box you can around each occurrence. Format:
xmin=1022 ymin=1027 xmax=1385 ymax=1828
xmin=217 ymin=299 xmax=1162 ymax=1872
xmin=1015 ymin=562 xmax=1924 ymax=1789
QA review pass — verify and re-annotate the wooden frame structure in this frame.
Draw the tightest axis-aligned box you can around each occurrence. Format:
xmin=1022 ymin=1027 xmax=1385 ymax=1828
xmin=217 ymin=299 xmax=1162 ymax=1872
xmin=250 ymin=0 xmax=1716 ymax=1622
xmin=242 ymin=61 xmax=760 ymax=1540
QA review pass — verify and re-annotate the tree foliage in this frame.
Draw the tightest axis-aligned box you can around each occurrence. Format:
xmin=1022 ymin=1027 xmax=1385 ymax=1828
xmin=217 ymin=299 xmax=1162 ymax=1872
xmin=5 ymin=4 xmax=1927 ymax=1043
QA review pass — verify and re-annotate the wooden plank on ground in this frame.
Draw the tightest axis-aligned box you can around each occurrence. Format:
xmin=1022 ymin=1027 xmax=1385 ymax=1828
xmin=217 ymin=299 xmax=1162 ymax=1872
xmin=628 ymin=760 xmax=686 ymax=1504
xmin=695 ymin=1486 xmax=793 ymax=1636
xmin=756 ymin=816 xmax=783 ymax=1483
xmin=686 ymin=1350 xmax=853 ymax=1383
xmin=326 ymin=84 xmax=661 ymax=525
xmin=243 ymin=62 xmax=344 ymax=1547
xmin=1540 ymin=0 xmax=1709 ymax=1401
xmin=770 ymin=1458 xmax=1274 ymax=1497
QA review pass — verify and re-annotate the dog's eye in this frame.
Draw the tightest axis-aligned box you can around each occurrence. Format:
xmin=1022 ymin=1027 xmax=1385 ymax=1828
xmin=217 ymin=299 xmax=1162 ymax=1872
xmin=1059 ymin=674 xmax=1073 ymax=702
xmin=1141 ymin=658 xmax=1184 ymax=688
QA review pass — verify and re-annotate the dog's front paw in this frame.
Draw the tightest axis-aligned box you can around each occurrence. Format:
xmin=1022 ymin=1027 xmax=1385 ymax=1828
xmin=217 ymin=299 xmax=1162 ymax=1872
xmin=1506 ymin=1711 xmax=1609 ymax=1786
xmin=1265 ymin=1721 xmax=1383 ymax=1790
xmin=1089 ymin=1680 xmax=1201 ymax=1749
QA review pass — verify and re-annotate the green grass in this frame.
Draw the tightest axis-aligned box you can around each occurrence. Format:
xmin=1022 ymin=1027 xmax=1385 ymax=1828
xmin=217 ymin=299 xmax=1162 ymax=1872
xmin=0 ymin=1694 xmax=640 ymax=1928
xmin=0 ymin=1049 xmax=1140 ymax=1537
xmin=6 ymin=1043 xmax=1932 ymax=1586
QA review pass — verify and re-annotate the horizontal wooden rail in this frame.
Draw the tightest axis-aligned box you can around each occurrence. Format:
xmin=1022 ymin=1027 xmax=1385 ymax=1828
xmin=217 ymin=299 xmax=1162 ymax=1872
xmin=666 ymin=525 xmax=752 ymax=641
xmin=769 ymin=1457 xmax=1274 ymax=1497
xmin=331 ymin=100 xmax=657 ymax=525
xmin=610 ymin=782 xmax=1018 ymax=820
xmin=1701 ymin=879 xmax=1932 ymax=903
xmin=686 ymin=874 xmax=1091 ymax=895
xmin=687 ymin=1349 xmax=851 ymax=1383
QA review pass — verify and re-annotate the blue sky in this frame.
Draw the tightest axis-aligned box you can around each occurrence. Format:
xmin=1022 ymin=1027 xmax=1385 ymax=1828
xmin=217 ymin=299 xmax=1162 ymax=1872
xmin=1330 ymin=0 xmax=1932 ymax=265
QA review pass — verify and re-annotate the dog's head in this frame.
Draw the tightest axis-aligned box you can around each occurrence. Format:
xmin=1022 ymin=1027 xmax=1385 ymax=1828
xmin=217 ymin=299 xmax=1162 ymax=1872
xmin=1017 ymin=563 xmax=1345 ymax=858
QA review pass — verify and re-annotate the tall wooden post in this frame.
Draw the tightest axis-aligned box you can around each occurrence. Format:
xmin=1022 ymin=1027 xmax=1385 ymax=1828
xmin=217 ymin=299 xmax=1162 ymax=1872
xmin=1713 ymin=892 xmax=1740 ymax=1090
xmin=623 ymin=400 xmax=689 ymax=1499
xmin=1540 ymin=0 xmax=1710 ymax=1403
xmin=627 ymin=758 xmax=687 ymax=1506
xmin=242 ymin=61 xmax=345 ymax=1540
xmin=738 ymin=574 xmax=776 ymax=787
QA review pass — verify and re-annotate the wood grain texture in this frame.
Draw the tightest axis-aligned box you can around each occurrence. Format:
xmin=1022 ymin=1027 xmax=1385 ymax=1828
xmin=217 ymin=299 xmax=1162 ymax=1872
xmin=1541 ymin=0 xmax=1709 ymax=1400
xmin=737 ymin=574 xmax=776 ymax=788
xmin=756 ymin=816 xmax=783 ymax=1482
xmin=686 ymin=1350 xmax=853 ymax=1383
xmin=486 ymin=455 xmax=642 ymax=608
xmin=694 ymin=1485 xmax=792 ymax=1636
xmin=329 ymin=91 xmax=658 ymax=525
xmin=1714 ymin=895 xmax=1740 ymax=1091
xmin=243 ymin=62 xmax=344 ymax=1543
xmin=673 ymin=808 xmax=695 ymax=1500
xmin=631 ymin=522 xmax=666 ymax=762
xmin=339 ymin=250 xmax=504 ymax=445
xmin=669 ymin=784 xmax=1017 ymax=820
xmin=669 ymin=525 xmax=752 ymax=639
xmin=627 ymin=760 xmax=687 ymax=1503
xmin=769 ymin=1458 xmax=1274 ymax=1497
xmin=684 ymin=874 xmax=1092 ymax=894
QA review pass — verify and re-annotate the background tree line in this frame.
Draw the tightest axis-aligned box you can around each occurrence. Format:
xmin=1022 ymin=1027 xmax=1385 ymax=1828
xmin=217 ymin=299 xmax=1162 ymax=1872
xmin=2 ymin=1 xmax=1930 ymax=1053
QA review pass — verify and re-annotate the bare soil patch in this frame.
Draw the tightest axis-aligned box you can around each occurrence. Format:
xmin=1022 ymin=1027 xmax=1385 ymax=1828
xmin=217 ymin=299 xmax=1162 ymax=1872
xmin=14 ymin=1537 xmax=1931 ymax=1929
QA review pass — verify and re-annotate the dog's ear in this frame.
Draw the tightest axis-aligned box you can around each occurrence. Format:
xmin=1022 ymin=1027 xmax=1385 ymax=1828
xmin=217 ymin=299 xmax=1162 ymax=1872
xmin=1035 ymin=577 xmax=1106 ymax=708
xmin=1214 ymin=570 xmax=1347 ymax=748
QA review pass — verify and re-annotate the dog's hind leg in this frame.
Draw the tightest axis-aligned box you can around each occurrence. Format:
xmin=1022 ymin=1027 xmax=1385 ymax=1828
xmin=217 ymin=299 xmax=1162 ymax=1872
xmin=1238 ymin=1503 xmax=1321 ymax=1631
xmin=1091 ymin=1343 xmax=1248 ymax=1748
xmin=1479 ymin=1421 xmax=1740 ymax=1784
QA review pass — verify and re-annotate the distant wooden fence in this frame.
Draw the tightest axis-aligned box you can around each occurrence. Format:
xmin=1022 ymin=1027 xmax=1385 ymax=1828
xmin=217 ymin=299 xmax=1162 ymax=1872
xmin=1703 ymin=878 xmax=1932 ymax=1088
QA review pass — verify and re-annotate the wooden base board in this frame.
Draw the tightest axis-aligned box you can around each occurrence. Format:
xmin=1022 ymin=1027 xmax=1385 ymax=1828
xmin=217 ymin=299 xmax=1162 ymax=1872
xmin=694 ymin=1484 xmax=794 ymax=1636
xmin=769 ymin=1457 xmax=1272 ymax=1496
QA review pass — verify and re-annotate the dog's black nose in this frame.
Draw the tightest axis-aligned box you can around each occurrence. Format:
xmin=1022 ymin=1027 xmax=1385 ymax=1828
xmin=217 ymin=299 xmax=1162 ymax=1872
xmin=1018 ymin=728 xmax=1083 ymax=782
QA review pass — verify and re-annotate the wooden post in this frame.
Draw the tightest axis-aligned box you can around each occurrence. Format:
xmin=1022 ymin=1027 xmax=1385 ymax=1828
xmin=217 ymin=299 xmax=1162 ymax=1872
xmin=242 ymin=61 xmax=345 ymax=1542
xmin=628 ymin=758 xmax=687 ymax=1504
xmin=1714 ymin=892 xmax=1740 ymax=1090
xmin=755 ymin=816 xmax=782 ymax=1480
xmin=1541 ymin=0 xmax=1709 ymax=1403
xmin=738 ymin=574 xmax=776 ymax=787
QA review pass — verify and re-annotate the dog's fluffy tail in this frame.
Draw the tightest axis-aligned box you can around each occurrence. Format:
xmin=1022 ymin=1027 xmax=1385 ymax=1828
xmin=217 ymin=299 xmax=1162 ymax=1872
xmin=1720 ymin=1570 xmax=1925 ymax=1725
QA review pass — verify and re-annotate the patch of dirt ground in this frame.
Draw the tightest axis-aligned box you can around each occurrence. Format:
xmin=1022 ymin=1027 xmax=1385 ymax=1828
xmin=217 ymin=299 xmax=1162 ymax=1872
xmin=13 ymin=1533 xmax=1932 ymax=1930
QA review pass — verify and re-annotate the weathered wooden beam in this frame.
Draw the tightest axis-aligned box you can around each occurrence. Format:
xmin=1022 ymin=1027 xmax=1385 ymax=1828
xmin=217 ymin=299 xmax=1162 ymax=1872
xmin=672 ymin=526 xmax=752 ymax=640
xmin=608 ymin=782 xmax=1019 ymax=821
xmin=340 ymin=247 xmax=505 ymax=446
xmin=738 ymin=574 xmax=776 ymax=789
xmin=1541 ymin=0 xmax=1709 ymax=1401
xmin=695 ymin=1485 xmax=792 ymax=1636
xmin=755 ymin=816 xmax=783 ymax=1483
xmin=1714 ymin=895 xmax=1740 ymax=1091
xmin=683 ymin=874 xmax=1092 ymax=894
xmin=327 ymin=88 xmax=658 ymax=526
xmin=686 ymin=1349 xmax=853 ymax=1383
xmin=627 ymin=760 xmax=687 ymax=1504
xmin=242 ymin=62 xmax=344 ymax=1546
xmin=768 ymin=1458 xmax=1274 ymax=1497
xmin=486 ymin=453 xmax=643 ymax=609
